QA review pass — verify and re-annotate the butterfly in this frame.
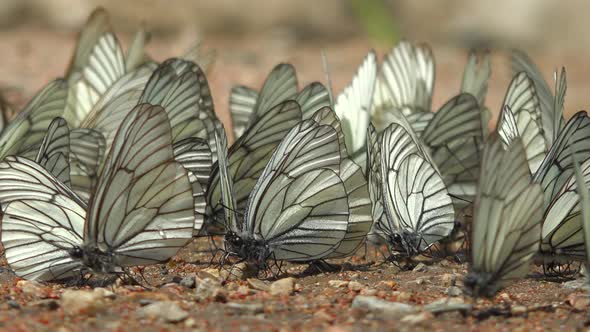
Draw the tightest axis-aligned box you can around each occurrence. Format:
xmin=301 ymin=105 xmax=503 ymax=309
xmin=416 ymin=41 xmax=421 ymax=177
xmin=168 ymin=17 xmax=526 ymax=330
xmin=79 ymin=58 xmax=215 ymax=233
xmin=572 ymin=151 xmax=590 ymax=275
xmin=498 ymin=63 xmax=590 ymax=266
xmin=0 ymin=104 xmax=196 ymax=281
xmin=367 ymin=110 xmax=455 ymax=258
xmin=228 ymin=63 xmax=331 ymax=140
xmin=464 ymin=137 xmax=543 ymax=297
xmin=333 ymin=51 xmax=378 ymax=164
xmin=371 ymin=41 xmax=485 ymax=208
xmin=511 ymin=49 xmax=566 ymax=148
xmin=216 ymin=110 xmax=358 ymax=269
xmin=0 ymin=79 xmax=68 ymax=160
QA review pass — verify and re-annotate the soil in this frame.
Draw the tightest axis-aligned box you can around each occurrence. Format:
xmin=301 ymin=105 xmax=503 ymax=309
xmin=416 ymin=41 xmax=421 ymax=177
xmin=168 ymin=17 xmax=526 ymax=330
xmin=1 ymin=27 xmax=590 ymax=331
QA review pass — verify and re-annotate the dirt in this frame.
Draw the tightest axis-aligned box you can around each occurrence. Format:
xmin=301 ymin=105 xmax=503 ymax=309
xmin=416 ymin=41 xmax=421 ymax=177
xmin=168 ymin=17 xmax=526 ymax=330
xmin=1 ymin=238 xmax=588 ymax=331
xmin=1 ymin=27 xmax=590 ymax=331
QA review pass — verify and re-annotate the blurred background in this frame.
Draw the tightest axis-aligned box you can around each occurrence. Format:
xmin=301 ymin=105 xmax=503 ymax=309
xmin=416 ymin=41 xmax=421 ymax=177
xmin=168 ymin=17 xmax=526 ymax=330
xmin=0 ymin=0 xmax=588 ymax=125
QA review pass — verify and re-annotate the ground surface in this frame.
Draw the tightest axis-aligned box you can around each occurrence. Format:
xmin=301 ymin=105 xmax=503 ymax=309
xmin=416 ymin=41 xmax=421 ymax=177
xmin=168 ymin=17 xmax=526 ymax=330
xmin=1 ymin=238 xmax=589 ymax=331
xmin=1 ymin=27 xmax=590 ymax=331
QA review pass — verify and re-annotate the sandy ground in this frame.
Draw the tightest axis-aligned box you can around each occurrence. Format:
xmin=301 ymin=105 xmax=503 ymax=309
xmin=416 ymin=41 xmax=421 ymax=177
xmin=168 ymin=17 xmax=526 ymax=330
xmin=1 ymin=27 xmax=590 ymax=331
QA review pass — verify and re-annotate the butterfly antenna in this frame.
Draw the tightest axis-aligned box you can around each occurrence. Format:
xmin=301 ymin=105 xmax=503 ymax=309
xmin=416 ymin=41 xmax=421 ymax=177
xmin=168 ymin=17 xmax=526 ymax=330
xmin=321 ymin=49 xmax=335 ymax=107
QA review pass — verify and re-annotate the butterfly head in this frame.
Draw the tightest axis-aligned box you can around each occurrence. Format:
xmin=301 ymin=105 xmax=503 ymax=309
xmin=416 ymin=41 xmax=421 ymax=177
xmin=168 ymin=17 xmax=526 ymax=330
xmin=70 ymin=245 xmax=119 ymax=274
xmin=463 ymin=271 xmax=498 ymax=298
xmin=388 ymin=231 xmax=422 ymax=257
xmin=224 ymin=231 xmax=270 ymax=269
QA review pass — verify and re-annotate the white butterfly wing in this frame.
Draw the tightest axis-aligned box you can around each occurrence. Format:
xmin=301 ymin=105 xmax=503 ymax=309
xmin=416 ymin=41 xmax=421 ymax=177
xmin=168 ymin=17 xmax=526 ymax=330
xmin=334 ymin=51 xmax=377 ymax=153
xmin=533 ymin=111 xmax=590 ymax=207
xmin=35 ymin=117 xmax=71 ymax=187
xmin=206 ymin=100 xmax=302 ymax=225
xmin=469 ymin=138 xmax=543 ymax=297
xmin=85 ymin=104 xmax=195 ymax=267
xmin=244 ymin=120 xmax=348 ymax=261
xmin=0 ymin=79 xmax=68 ymax=159
xmin=0 ymin=156 xmax=86 ymax=281
xmin=460 ymin=51 xmax=491 ymax=106
xmin=229 ymin=86 xmax=258 ymax=139
xmin=501 ymin=72 xmax=546 ymax=173
xmin=421 ymin=93 xmax=484 ymax=206
xmin=380 ymin=40 xmax=435 ymax=112
xmin=69 ymin=128 xmax=106 ymax=200
xmin=541 ymin=157 xmax=590 ymax=261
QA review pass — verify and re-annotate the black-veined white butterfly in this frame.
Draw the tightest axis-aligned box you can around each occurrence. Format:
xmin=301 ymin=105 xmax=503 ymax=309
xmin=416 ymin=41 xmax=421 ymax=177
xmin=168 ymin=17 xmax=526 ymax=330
xmin=0 ymin=79 xmax=68 ymax=160
xmin=572 ymin=151 xmax=590 ymax=274
xmin=229 ymin=63 xmax=331 ymax=139
xmin=367 ymin=110 xmax=455 ymax=257
xmin=464 ymin=138 xmax=543 ymax=297
xmin=511 ymin=49 xmax=566 ymax=148
xmin=206 ymin=100 xmax=303 ymax=234
xmin=0 ymin=104 xmax=195 ymax=281
xmin=216 ymin=114 xmax=353 ymax=268
xmin=333 ymin=51 xmax=377 ymax=163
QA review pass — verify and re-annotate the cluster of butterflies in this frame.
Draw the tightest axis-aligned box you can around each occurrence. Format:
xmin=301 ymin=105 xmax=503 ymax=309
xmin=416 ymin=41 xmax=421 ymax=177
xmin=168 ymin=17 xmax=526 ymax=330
xmin=1 ymin=7 xmax=590 ymax=300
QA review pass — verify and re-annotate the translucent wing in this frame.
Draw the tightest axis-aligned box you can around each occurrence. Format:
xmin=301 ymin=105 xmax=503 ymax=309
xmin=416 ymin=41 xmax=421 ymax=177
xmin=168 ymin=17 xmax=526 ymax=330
xmin=244 ymin=120 xmax=348 ymax=261
xmin=468 ymin=138 xmax=543 ymax=297
xmin=296 ymin=82 xmax=331 ymax=118
xmin=380 ymin=40 xmax=435 ymax=112
xmin=125 ymin=25 xmax=150 ymax=72
xmin=85 ymin=104 xmax=195 ymax=267
xmin=0 ymin=155 xmax=87 ymax=281
xmin=66 ymin=8 xmax=112 ymax=77
xmin=35 ymin=117 xmax=71 ymax=187
xmin=497 ymin=106 xmax=519 ymax=148
xmin=173 ymin=137 xmax=211 ymax=234
xmin=334 ymin=51 xmax=377 ymax=153
xmin=311 ymin=107 xmax=372 ymax=258
xmin=533 ymin=111 xmax=590 ymax=207
xmin=80 ymin=63 xmax=157 ymax=149
xmin=214 ymin=126 xmax=239 ymax=233
xmin=69 ymin=128 xmax=106 ymax=201
xmin=0 ymin=79 xmax=68 ymax=159
xmin=540 ymin=157 xmax=590 ymax=261
xmin=2 ymin=195 xmax=85 ymax=281
xmin=173 ymin=137 xmax=212 ymax=189
xmin=501 ymin=72 xmax=546 ymax=173
xmin=206 ymin=101 xmax=302 ymax=227
xmin=65 ymin=33 xmax=126 ymax=126
xmin=460 ymin=51 xmax=491 ymax=106
xmin=405 ymin=111 xmax=434 ymax=137
xmin=380 ymin=118 xmax=454 ymax=253
xmin=229 ymin=86 xmax=258 ymax=139
xmin=421 ymin=93 xmax=484 ymax=206
xmin=367 ymin=123 xmax=384 ymax=225
xmin=252 ymin=63 xmax=298 ymax=119
xmin=573 ymin=154 xmax=590 ymax=263
xmin=139 ymin=58 xmax=220 ymax=158
xmin=511 ymin=50 xmax=565 ymax=146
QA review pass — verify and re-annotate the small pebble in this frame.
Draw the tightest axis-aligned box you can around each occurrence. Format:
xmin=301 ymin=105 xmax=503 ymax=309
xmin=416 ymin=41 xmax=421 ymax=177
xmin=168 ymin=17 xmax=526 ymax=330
xmin=412 ymin=263 xmax=428 ymax=272
xmin=247 ymin=278 xmax=270 ymax=292
xmin=400 ymin=311 xmax=434 ymax=324
xmin=226 ymin=302 xmax=264 ymax=315
xmin=270 ymin=277 xmax=295 ymax=296
xmin=447 ymin=286 xmax=463 ymax=297
xmin=328 ymin=280 xmax=349 ymax=288
xmin=61 ymin=290 xmax=106 ymax=316
xmin=348 ymin=281 xmax=363 ymax=292
xmin=179 ymin=276 xmax=196 ymax=289
xmin=16 ymin=280 xmax=44 ymax=298
xmin=351 ymin=296 xmax=416 ymax=318
xmin=137 ymin=301 xmax=188 ymax=323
